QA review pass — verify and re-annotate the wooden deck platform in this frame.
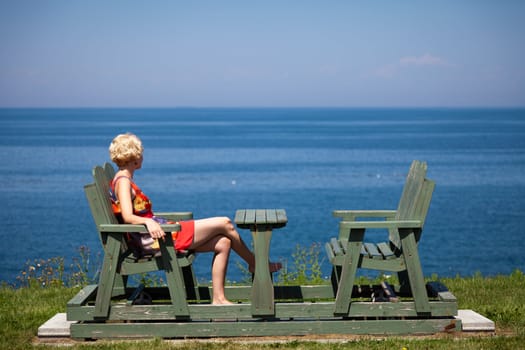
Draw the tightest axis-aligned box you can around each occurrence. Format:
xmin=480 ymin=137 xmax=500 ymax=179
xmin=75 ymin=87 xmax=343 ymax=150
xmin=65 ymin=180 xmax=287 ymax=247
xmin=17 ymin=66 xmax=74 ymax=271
xmin=38 ymin=309 xmax=494 ymax=340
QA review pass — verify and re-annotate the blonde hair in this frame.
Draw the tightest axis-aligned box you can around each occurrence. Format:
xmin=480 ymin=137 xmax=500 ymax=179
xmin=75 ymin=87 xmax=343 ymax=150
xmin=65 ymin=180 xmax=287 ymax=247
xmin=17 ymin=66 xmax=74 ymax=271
xmin=109 ymin=133 xmax=144 ymax=167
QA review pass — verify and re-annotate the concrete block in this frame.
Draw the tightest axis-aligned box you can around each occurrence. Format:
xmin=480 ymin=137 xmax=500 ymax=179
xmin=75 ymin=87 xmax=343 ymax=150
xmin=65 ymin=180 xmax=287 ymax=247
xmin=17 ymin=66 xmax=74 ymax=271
xmin=456 ymin=309 xmax=495 ymax=331
xmin=38 ymin=313 xmax=75 ymax=337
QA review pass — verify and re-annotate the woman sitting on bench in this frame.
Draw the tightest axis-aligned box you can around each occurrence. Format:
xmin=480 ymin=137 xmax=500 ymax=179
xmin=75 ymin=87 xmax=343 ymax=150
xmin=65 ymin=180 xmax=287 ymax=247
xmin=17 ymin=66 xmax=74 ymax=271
xmin=108 ymin=133 xmax=281 ymax=305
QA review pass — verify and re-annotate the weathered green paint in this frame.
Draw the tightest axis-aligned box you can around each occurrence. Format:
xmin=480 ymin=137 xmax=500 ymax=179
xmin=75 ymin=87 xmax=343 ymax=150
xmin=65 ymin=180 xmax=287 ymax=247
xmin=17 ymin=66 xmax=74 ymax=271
xmin=327 ymin=161 xmax=442 ymax=315
xmin=75 ymin=164 xmax=198 ymax=320
xmin=234 ymin=209 xmax=288 ymax=317
xmin=71 ymin=318 xmax=461 ymax=339
xmin=251 ymin=227 xmax=275 ymax=316
xmin=67 ymin=161 xmax=459 ymax=339
xmin=67 ymin=286 xmax=458 ymax=322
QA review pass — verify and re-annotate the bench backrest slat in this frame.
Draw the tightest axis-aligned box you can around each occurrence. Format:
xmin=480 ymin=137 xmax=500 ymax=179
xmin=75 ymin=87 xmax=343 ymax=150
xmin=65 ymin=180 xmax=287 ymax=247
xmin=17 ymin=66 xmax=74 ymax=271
xmin=103 ymin=162 xmax=116 ymax=181
xmin=389 ymin=160 xmax=434 ymax=250
xmin=84 ymin=183 xmax=109 ymax=246
xmin=93 ymin=165 xmax=119 ymax=225
xmin=395 ymin=160 xmax=427 ymax=220
xmin=84 ymin=165 xmax=123 ymax=249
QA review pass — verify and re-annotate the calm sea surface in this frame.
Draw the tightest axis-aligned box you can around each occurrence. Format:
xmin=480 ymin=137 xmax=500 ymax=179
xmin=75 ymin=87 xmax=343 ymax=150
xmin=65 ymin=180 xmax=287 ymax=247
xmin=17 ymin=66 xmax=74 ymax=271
xmin=1 ymin=108 xmax=524 ymax=285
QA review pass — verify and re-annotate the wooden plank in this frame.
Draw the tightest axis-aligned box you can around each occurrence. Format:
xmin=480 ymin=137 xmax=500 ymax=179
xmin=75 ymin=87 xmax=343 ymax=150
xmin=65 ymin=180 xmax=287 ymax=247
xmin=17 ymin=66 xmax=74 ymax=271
xmin=396 ymin=160 xmax=427 ymax=221
xmin=376 ymin=242 xmax=395 ymax=259
xmin=339 ymin=220 xmax=422 ymax=230
xmin=245 ymin=209 xmax=256 ymax=225
xmin=158 ymin=234 xmax=190 ymax=316
xmin=415 ymin=179 xmax=435 ymax=223
xmin=235 ymin=209 xmax=287 ymax=229
xmin=390 ymin=160 xmax=426 ymax=249
xmin=68 ymin=284 xmax=337 ymax=312
xmin=324 ymin=242 xmax=337 ymax=264
xmin=92 ymin=166 xmax=119 ymax=225
xmin=255 ymin=209 xmax=266 ymax=224
xmin=364 ymin=243 xmax=382 ymax=259
xmin=250 ymin=227 xmax=274 ymax=316
xmin=399 ymin=228 xmax=430 ymax=314
xmin=93 ymin=233 xmax=122 ymax=318
xmin=360 ymin=245 xmax=368 ymax=256
xmin=99 ymin=223 xmax=180 ymax=233
xmin=70 ymin=317 xmax=461 ymax=339
xmin=330 ymin=238 xmax=343 ymax=256
xmin=234 ymin=209 xmax=246 ymax=225
xmin=333 ymin=210 xmax=397 ymax=220
xmin=276 ymin=209 xmax=287 ymax=225
xmin=334 ymin=229 xmax=364 ymax=315
xmin=154 ymin=212 xmax=193 ymax=221
xmin=67 ymin=297 xmax=459 ymax=322
xmin=273 ymin=285 xmax=335 ymax=300
xmin=266 ymin=209 xmax=278 ymax=224
xmin=360 ymin=257 xmax=406 ymax=272
xmin=66 ymin=285 xmax=98 ymax=307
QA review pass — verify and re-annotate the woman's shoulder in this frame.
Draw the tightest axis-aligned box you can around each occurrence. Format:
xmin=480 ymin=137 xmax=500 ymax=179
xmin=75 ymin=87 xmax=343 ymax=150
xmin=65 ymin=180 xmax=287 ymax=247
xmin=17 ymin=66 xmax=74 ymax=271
xmin=113 ymin=175 xmax=131 ymax=183
xmin=111 ymin=173 xmax=133 ymax=190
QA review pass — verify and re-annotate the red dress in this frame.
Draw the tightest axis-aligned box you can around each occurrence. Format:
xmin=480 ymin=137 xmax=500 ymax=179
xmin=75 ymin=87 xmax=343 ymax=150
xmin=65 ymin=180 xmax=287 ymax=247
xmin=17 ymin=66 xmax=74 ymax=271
xmin=110 ymin=176 xmax=194 ymax=255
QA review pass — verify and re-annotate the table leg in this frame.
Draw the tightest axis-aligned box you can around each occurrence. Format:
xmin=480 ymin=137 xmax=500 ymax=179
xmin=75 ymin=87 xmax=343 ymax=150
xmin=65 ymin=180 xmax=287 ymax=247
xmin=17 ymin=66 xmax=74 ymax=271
xmin=251 ymin=226 xmax=274 ymax=317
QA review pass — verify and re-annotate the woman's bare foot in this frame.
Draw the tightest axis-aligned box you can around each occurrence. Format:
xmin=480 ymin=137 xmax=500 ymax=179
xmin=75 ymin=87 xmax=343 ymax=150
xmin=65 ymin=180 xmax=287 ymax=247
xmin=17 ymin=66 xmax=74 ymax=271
xmin=212 ymin=298 xmax=235 ymax=305
xmin=249 ymin=261 xmax=282 ymax=274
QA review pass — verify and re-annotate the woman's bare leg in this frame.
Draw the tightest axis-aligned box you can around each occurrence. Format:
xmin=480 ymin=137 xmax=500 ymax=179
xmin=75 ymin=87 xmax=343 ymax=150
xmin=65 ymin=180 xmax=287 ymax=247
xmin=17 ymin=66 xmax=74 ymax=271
xmin=191 ymin=217 xmax=256 ymax=268
xmin=189 ymin=217 xmax=283 ymax=304
xmin=192 ymin=234 xmax=232 ymax=304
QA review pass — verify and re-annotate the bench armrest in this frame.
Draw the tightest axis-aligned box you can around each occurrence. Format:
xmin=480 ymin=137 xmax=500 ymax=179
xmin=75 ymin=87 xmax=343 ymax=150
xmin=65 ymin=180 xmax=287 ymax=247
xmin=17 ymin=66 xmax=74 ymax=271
xmin=333 ymin=210 xmax=397 ymax=220
xmin=99 ymin=223 xmax=181 ymax=233
xmin=154 ymin=212 xmax=194 ymax=221
xmin=339 ymin=220 xmax=422 ymax=230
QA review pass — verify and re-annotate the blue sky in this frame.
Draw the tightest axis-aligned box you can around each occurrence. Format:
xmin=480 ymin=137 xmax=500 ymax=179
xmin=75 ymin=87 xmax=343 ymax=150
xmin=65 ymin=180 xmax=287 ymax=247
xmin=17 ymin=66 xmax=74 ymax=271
xmin=1 ymin=1 xmax=524 ymax=108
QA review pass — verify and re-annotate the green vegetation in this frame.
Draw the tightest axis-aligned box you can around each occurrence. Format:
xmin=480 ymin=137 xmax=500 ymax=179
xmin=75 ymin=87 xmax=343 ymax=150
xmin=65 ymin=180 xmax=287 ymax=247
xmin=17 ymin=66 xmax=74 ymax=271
xmin=1 ymin=245 xmax=524 ymax=349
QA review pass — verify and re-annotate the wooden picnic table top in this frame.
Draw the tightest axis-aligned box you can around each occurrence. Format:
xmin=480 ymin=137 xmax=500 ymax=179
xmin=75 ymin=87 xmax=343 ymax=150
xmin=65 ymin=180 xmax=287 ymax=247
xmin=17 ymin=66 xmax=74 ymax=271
xmin=234 ymin=209 xmax=287 ymax=230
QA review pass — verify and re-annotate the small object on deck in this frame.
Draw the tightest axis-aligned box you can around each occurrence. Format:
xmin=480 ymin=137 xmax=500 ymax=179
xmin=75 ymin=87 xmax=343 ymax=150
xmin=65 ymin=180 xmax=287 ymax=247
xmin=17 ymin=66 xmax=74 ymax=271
xmin=381 ymin=281 xmax=399 ymax=302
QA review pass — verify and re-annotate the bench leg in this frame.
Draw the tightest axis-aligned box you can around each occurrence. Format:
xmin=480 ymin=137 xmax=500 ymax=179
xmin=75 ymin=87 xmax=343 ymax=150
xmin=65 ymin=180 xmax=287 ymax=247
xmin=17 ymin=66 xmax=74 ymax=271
xmin=111 ymin=274 xmax=127 ymax=297
xmin=333 ymin=229 xmax=364 ymax=315
xmin=251 ymin=227 xmax=275 ymax=317
xmin=159 ymin=235 xmax=190 ymax=317
xmin=399 ymin=228 xmax=430 ymax=314
xmin=330 ymin=265 xmax=342 ymax=292
xmin=181 ymin=265 xmax=200 ymax=301
xmin=94 ymin=233 xmax=121 ymax=319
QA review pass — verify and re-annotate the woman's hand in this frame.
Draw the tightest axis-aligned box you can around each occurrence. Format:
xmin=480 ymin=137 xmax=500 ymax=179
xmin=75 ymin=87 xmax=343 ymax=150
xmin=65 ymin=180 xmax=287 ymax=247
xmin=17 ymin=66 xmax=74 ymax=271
xmin=145 ymin=219 xmax=166 ymax=240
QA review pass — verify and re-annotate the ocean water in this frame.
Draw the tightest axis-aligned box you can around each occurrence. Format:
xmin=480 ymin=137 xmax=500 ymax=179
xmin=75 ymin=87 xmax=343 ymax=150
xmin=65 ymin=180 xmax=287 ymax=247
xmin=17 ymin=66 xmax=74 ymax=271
xmin=1 ymin=108 xmax=524 ymax=285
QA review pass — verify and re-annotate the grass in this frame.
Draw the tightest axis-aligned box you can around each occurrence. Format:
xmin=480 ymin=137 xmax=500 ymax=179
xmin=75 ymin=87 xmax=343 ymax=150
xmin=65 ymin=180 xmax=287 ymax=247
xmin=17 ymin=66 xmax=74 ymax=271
xmin=1 ymin=246 xmax=524 ymax=349
xmin=1 ymin=272 xmax=524 ymax=350
xmin=442 ymin=271 xmax=525 ymax=333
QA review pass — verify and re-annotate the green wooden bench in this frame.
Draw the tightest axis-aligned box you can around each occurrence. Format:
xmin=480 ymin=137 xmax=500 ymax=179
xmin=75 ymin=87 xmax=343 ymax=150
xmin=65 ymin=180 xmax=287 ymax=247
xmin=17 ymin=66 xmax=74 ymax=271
xmin=325 ymin=160 xmax=456 ymax=317
xmin=66 ymin=161 xmax=460 ymax=339
xmin=68 ymin=164 xmax=198 ymax=320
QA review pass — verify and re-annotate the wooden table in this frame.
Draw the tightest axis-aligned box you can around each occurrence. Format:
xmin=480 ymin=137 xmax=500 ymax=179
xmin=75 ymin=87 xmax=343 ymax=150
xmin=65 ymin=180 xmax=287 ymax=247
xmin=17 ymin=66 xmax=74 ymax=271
xmin=234 ymin=209 xmax=287 ymax=317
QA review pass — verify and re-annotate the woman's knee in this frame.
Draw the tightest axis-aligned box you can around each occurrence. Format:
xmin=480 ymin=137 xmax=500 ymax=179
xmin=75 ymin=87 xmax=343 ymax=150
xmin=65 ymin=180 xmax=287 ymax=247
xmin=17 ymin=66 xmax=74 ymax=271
xmin=217 ymin=216 xmax=235 ymax=233
xmin=215 ymin=235 xmax=231 ymax=253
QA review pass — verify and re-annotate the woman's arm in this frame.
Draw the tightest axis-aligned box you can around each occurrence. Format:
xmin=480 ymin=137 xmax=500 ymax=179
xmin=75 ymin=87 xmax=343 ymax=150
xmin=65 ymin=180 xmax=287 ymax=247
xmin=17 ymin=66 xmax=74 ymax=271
xmin=115 ymin=177 xmax=166 ymax=240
